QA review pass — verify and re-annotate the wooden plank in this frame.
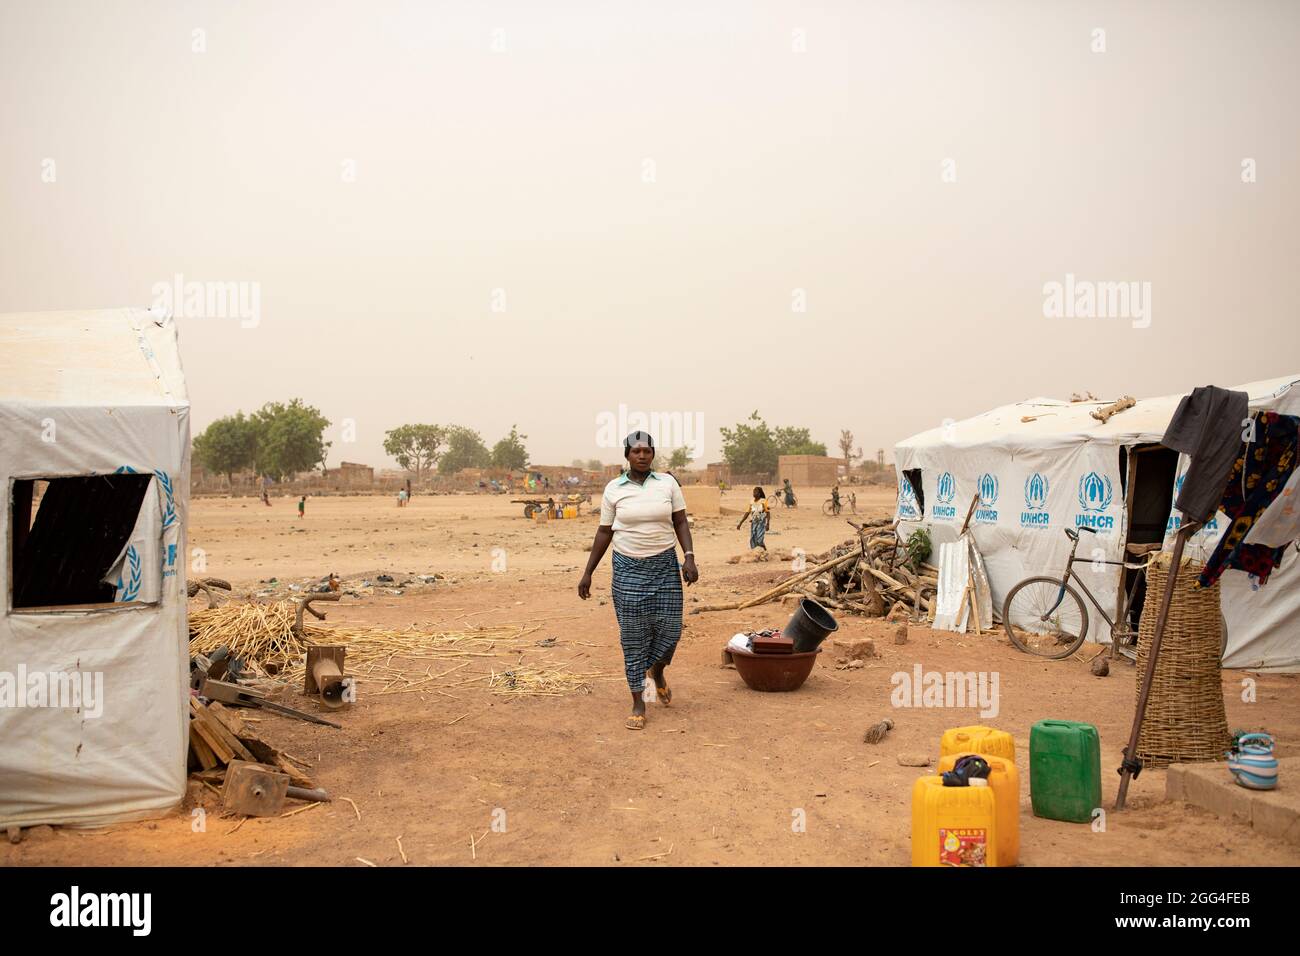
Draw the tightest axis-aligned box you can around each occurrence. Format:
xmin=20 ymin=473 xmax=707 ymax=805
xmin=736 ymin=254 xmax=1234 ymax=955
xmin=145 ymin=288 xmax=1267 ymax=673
xmin=217 ymin=706 xmax=317 ymax=788
xmin=189 ymin=724 xmax=218 ymax=770
xmin=189 ymin=700 xmax=235 ymax=763
xmin=193 ymin=702 xmax=256 ymax=763
xmin=193 ymin=718 xmax=234 ymax=763
xmin=206 ymin=701 xmax=249 ymax=737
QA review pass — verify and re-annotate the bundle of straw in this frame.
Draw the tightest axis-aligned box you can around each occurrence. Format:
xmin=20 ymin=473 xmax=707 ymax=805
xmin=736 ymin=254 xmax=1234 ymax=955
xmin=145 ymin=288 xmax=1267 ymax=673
xmin=189 ymin=602 xmax=303 ymax=672
xmin=487 ymin=663 xmax=611 ymax=698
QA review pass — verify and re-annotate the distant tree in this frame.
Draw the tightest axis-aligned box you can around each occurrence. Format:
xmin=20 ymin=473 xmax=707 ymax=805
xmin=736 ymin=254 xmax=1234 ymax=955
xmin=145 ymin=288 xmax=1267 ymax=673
xmin=439 ymin=426 xmax=493 ymax=474
xmin=254 ymin=400 xmax=331 ymax=480
xmin=585 ymin=459 xmax=603 ymax=472
xmin=668 ymin=447 xmax=693 ymax=469
xmin=491 ymin=425 xmax=529 ymax=470
xmin=722 ymin=413 xmax=827 ymax=474
xmin=384 ymin=424 xmax=445 ymax=481
xmin=838 ymin=429 xmax=861 ymax=468
xmin=774 ymin=426 xmax=827 ymax=457
xmin=193 ymin=412 xmax=259 ymax=486
xmin=571 ymin=458 xmax=585 ymax=468
xmin=720 ymin=412 xmax=779 ymax=475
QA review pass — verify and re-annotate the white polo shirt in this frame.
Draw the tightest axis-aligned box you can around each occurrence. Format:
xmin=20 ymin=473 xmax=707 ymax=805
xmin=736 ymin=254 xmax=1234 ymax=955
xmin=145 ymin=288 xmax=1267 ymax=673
xmin=600 ymin=471 xmax=687 ymax=558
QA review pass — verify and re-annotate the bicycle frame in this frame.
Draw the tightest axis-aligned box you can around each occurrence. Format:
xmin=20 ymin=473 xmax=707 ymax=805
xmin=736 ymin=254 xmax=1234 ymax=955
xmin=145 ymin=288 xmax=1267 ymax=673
xmin=1039 ymin=533 xmax=1130 ymax=636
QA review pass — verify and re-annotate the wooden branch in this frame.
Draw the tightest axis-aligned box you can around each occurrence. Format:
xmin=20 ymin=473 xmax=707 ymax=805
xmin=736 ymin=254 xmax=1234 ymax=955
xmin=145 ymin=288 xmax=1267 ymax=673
xmin=691 ymin=550 xmax=859 ymax=614
xmin=1091 ymin=396 xmax=1136 ymax=423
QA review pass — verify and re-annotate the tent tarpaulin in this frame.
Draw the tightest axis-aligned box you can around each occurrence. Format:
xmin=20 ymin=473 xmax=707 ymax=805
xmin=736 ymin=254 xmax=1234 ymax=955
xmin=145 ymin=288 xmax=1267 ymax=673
xmin=894 ymin=375 xmax=1300 ymax=671
xmin=1 ymin=308 xmax=190 ymax=827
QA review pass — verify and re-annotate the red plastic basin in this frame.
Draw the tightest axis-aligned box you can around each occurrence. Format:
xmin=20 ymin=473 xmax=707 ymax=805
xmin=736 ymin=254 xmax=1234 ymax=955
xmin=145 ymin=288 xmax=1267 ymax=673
xmin=730 ymin=646 xmax=820 ymax=692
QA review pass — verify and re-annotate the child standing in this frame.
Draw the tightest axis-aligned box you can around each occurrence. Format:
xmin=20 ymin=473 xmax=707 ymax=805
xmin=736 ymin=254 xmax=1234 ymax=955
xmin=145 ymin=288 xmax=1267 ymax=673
xmin=298 ymin=495 xmax=306 ymax=519
xmin=738 ymin=486 xmax=770 ymax=551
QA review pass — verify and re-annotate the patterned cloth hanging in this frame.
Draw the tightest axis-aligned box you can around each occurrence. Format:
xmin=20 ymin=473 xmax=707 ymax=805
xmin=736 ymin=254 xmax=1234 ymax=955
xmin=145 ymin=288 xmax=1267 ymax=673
xmin=1198 ymin=411 xmax=1299 ymax=588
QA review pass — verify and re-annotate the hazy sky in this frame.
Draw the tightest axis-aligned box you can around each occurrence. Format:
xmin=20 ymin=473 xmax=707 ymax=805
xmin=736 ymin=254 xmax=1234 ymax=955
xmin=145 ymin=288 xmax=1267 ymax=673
xmin=3 ymin=1 xmax=1298 ymax=470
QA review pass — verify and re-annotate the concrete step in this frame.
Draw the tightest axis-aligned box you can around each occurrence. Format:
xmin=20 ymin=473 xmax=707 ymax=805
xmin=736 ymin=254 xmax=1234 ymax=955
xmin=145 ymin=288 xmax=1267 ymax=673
xmin=1167 ymin=757 xmax=1299 ymax=846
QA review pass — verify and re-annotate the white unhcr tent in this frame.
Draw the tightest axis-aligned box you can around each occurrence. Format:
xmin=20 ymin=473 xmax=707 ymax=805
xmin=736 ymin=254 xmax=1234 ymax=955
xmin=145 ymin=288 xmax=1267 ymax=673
xmin=1 ymin=308 xmax=190 ymax=827
xmin=894 ymin=375 xmax=1300 ymax=671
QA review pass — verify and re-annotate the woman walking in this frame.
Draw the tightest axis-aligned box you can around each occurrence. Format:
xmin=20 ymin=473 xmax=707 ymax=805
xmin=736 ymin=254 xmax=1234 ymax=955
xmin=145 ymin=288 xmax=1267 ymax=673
xmin=578 ymin=431 xmax=698 ymax=730
xmin=738 ymin=486 xmax=770 ymax=551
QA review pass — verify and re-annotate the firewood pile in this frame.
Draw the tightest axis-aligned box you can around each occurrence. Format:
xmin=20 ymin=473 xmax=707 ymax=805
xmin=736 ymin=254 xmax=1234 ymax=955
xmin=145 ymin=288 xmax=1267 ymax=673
xmin=188 ymin=697 xmax=317 ymax=790
xmin=693 ymin=518 xmax=939 ymax=618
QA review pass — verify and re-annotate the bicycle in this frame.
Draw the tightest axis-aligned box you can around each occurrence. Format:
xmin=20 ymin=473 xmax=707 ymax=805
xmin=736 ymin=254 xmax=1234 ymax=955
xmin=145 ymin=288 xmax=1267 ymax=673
xmin=1001 ymin=527 xmax=1226 ymax=661
xmin=822 ymin=492 xmax=856 ymax=516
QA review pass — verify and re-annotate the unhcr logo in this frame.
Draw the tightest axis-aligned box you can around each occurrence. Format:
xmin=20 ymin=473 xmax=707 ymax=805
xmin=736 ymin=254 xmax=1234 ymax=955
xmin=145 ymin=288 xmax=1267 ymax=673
xmin=1076 ymin=472 xmax=1115 ymax=530
xmin=933 ymin=472 xmax=958 ymax=520
xmin=1042 ymin=273 xmax=1151 ymax=329
xmin=1021 ymin=472 xmax=1051 ymax=528
xmin=898 ymin=476 xmax=920 ymax=519
xmin=974 ymin=473 xmax=999 ymax=524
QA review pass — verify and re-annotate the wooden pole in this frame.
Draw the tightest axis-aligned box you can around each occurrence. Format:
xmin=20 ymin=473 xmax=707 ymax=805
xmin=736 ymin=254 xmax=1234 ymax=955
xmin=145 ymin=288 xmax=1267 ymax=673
xmin=959 ymin=494 xmax=980 ymax=536
xmin=1114 ymin=521 xmax=1199 ymax=810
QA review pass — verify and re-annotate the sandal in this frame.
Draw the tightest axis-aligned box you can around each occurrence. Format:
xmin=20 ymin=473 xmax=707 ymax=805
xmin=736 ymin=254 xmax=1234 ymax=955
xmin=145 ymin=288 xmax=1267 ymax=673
xmin=646 ymin=668 xmax=672 ymax=706
xmin=625 ymin=715 xmax=646 ymax=730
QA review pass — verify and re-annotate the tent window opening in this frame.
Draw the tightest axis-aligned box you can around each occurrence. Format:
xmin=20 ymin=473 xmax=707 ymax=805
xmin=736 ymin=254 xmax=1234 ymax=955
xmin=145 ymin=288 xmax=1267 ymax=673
xmin=903 ymin=468 xmax=925 ymax=516
xmin=10 ymin=474 xmax=156 ymax=611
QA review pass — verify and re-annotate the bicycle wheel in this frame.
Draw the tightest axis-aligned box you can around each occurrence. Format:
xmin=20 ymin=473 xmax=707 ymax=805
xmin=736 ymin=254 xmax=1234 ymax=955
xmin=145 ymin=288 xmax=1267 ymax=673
xmin=1002 ymin=576 xmax=1090 ymax=659
xmin=822 ymin=500 xmax=835 ymax=516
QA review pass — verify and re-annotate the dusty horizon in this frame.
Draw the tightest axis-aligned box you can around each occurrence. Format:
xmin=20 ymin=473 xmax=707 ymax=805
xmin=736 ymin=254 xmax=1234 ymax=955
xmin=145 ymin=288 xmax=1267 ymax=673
xmin=3 ymin=1 xmax=1298 ymax=470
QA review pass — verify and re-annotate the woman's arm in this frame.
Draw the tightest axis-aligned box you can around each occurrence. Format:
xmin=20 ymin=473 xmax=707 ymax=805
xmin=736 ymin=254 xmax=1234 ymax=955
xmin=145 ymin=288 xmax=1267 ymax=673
xmin=672 ymin=509 xmax=699 ymax=584
xmin=577 ymin=526 xmax=614 ymax=599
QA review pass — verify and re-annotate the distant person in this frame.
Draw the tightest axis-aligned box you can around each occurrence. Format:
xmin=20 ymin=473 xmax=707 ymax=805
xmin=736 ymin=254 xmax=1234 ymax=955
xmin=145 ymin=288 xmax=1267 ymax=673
xmin=831 ymin=484 xmax=841 ymax=516
xmin=398 ymin=488 xmax=408 ymax=507
xmin=261 ymin=485 xmax=271 ymax=507
xmin=297 ymin=495 xmax=306 ymax=519
xmin=578 ymin=431 xmax=698 ymax=731
xmin=738 ymin=486 xmax=770 ymax=551
xmin=783 ymin=478 xmax=797 ymax=508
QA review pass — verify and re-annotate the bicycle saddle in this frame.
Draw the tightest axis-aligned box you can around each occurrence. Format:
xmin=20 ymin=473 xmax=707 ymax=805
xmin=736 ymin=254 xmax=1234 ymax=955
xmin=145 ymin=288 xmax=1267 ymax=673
xmin=1125 ymin=542 xmax=1163 ymax=556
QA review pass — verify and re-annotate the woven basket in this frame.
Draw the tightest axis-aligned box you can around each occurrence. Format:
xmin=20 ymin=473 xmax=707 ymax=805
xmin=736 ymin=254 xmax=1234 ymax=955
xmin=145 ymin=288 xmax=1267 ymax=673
xmin=1133 ymin=552 xmax=1231 ymax=767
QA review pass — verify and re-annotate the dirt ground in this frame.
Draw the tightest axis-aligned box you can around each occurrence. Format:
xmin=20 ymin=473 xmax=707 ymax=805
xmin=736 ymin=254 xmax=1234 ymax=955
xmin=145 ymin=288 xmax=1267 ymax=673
xmin=5 ymin=486 xmax=1298 ymax=867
